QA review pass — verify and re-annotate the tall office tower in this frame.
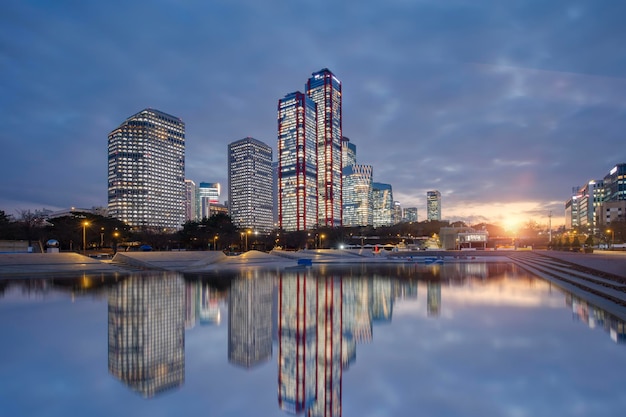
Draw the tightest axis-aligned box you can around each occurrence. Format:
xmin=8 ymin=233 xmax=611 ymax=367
xmin=108 ymin=274 xmax=185 ymax=398
xmin=404 ymin=207 xmax=418 ymax=222
xmin=372 ymin=182 xmax=394 ymax=227
xmin=565 ymin=193 xmax=580 ymax=230
xmin=306 ymin=69 xmax=343 ymax=227
xmin=596 ymin=163 xmax=626 ymax=227
xmin=198 ymin=182 xmax=220 ymax=219
xmin=108 ymin=108 xmax=185 ymax=230
xmin=228 ymin=137 xmax=274 ymax=232
xmin=278 ymin=92 xmax=318 ymax=231
xmin=343 ymin=164 xmax=373 ymax=226
xmin=228 ymin=274 xmax=273 ymax=368
xmin=393 ymin=201 xmax=402 ymax=224
xmin=426 ymin=190 xmax=442 ymax=221
xmin=342 ymin=136 xmax=356 ymax=169
xmin=184 ymin=179 xmax=199 ymax=222
xmin=272 ymin=161 xmax=279 ymax=226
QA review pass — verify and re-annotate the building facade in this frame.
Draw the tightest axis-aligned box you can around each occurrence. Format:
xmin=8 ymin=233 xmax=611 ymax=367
xmin=404 ymin=207 xmax=418 ymax=222
xmin=198 ymin=182 xmax=220 ymax=219
xmin=278 ymin=92 xmax=318 ymax=231
xmin=372 ymin=182 xmax=394 ymax=227
xmin=426 ymin=190 xmax=442 ymax=221
xmin=228 ymin=137 xmax=274 ymax=232
xmin=343 ymin=164 xmax=373 ymax=226
xmin=184 ymin=179 xmax=199 ymax=222
xmin=306 ymin=69 xmax=343 ymax=227
xmin=342 ymin=136 xmax=356 ymax=169
xmin=108 ymin=108 xmax=185 ymax=230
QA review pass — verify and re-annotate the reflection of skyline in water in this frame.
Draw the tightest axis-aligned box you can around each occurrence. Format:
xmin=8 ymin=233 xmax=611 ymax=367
xmin=229 ymin=270 xmax=273 ymax=368
xmin=3 ymin=261 xmax=626 ymax=408
xmin=107 ymin=273 xmax=185 ymax=398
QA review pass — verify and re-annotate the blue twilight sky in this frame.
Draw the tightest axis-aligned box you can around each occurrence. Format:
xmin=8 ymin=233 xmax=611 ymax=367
xmin=2 ymin=0 xmax=626 ymax=228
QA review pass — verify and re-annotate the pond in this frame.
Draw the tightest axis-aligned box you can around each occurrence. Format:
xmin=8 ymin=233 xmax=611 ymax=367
xmin=1 ymin=262 xmax=625 ymax=417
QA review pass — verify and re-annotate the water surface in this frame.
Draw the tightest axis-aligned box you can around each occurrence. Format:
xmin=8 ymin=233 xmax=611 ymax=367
xmin=1 ymin=263 xmax=625 ymax=417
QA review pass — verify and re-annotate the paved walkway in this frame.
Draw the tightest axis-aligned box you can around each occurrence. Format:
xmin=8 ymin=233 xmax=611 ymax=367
xmin=540 ymin=250 xmax=626 ymax=279
xmin=2 ymin=249 xmax=626 ymax=280
xmin=0 ymin=253 xmax=128 ymax=278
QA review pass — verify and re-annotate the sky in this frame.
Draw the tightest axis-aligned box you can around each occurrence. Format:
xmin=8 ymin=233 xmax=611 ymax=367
xmin=2 ymin=0 xmax=626 ymax=230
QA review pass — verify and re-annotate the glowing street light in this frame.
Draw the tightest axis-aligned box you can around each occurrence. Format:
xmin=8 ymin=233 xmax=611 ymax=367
xmin=82 ymin=221 xmax=90 ymax=254
xmin=213 ymin=235 xmax=219 ymax=251
xmin=607 ymin=229 xmax=614 ymax=249
xmin=320 ymin=234 xmax=325 ymax=249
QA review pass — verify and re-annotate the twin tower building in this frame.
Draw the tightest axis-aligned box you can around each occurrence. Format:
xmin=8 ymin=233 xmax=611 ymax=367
xmin=108 ymin=69 xmax=368 ymax=232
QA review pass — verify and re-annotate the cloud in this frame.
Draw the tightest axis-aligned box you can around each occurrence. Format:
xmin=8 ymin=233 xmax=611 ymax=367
xmin=2 ymin=0 xmax=626 ymax=227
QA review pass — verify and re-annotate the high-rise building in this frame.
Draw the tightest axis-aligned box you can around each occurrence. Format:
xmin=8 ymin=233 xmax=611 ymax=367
xmin=228 ymin=137 xmax=274 ymax=232
xmin=198 ymin=182 xmax=220 ymax=219
xmin=596 ymin=164 xmax=626 ymax=227
xmin=342 ymin=136 xmax=356 ymax=169
xmin=107 ymin=108 xmax=185 ymax=230
xmin=372 ymin=182 xmax=394 ymax=227
xmin=343 ymin=164 xmax=373 ymax=226
xmin=393 ymin=201 xmax=402 ymax=224
xmin=306 ymin=69 xmax=343 ymax=227
xmin=277 ymin=92 xmax=318 ymax=231
xmin=426 ymin=190 xmax=442 ymax=221
xmin=404 ymin=207 xmax=418 ymax=222
xmin=184 ymin=179 xmax=199 ymax=222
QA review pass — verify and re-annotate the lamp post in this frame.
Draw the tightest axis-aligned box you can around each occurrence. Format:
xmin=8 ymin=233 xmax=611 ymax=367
xmin=100 ymin=227 xmax=104 ymax=248
xmin=82 ymin=221 xmax=90 ymax=254
xmin=213 ymin=235 xmax=218 ymax=251
xmin=320 ymin=234 xmax=325 ymax=249
xmin=113 ymin=231 xmax=119 ymax=254
xmin=607 ymin=229 xmax=614 ymax=249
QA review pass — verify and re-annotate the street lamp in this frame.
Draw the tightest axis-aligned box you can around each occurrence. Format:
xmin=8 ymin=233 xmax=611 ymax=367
xmin=100 ymin=227 xmax=105 ymax=248
xmin=320 ymin=234 xmax=325 ymax=249
xmin=82 ymin=221 xmax=90 ymax=254
xmin=213 ymin=235 xmax=218 ymax=251
xmin=607 ymin=229 xmax=614 ymax=249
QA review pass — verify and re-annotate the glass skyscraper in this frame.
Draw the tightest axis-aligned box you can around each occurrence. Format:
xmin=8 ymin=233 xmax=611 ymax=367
xmin=108 ymin=108 xmax=185 ymax=230
xmin=198 ymin=182 xmax=220 ymax=219
xmin=184 ymin=179 xmax=199 ymax=222
xmin=228 ymin=137 xmax=273 ymax=232
xmin=427 ymin=190 xmax=442 ymax=221
xmin=372 ymin=182 xmax=394 ymax=227
xmin=306 ymin=69 xmax=343 ymax=227
xmin=278 ymin=92 xmax=318 ymax=231
xmin=343 ymin=164 xmax=373 ymax=226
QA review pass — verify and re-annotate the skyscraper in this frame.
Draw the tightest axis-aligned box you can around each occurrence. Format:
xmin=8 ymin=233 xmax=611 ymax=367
xmin=198 ymin=182 xmax=220 ymax=219
xmin=306 ymin=69 xmax=343 ymax=227
xmin=372 ymin=182 xmax=394 ymax=227
xmin=108 ymin=108 xmax=185 ymax=230
xmin=278 ymin=92 xmax=318 ymax=231
xmin=427 ymin=190 xmax=442 ymax=221
xmin=404 ymin=207 xmax=418 ymax=222
xmin=342 ymin=136 xmax=356 ymax=169
xmin=228 ymin=137 xmax=273 ymax=232
xmin=184 ymin=179 xmax=199 ymax=222
xmin=343 ymin=164 xmax=373 ymax=226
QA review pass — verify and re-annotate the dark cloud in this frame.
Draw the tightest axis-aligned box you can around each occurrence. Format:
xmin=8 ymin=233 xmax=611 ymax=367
xmin=2 ymin=0 xmax=626 ymax=225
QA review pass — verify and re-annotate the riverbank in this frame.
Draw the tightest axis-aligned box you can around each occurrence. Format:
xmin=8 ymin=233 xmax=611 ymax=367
xmin=2 ymin=248 xmax=626 ymax=279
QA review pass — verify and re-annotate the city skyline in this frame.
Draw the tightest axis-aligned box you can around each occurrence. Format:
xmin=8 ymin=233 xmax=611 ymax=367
xmin=3 ymin=1 xmax=626 ymax=230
